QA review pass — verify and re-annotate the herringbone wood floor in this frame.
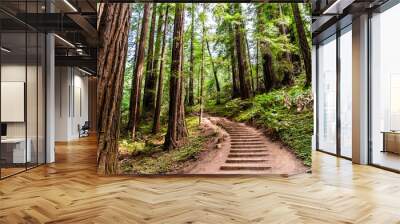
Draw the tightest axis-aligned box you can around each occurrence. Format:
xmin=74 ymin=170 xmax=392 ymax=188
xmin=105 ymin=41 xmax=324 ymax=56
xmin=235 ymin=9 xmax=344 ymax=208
xmin=1 ymin=136 xmax=400 ymax=223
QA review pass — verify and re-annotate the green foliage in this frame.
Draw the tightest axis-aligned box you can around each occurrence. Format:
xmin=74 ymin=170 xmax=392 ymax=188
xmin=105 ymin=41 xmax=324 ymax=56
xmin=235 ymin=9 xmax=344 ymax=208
xmin=121 ymin=3 xmax=313 ymax=169
xmin=120 ymin=139 xmax=146 ymax=154
xmin=119 ymin=116 xmax=216 ymax=174
xmin=207 ymin=77 xmax=313 ymax=166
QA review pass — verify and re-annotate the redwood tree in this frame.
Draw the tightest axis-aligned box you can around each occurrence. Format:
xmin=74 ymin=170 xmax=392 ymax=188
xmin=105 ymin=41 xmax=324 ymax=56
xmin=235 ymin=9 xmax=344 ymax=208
xmin=233 ymin=3 xmax=251 ymax=99
xmin=164 ymin=3 xmax=188 ymax=150
xmin=229 ymin=25 xmax=240 ymax=98
xmin=142 ymin=3 xmax=158 ymax=116
xmin=256 ymin=4 xmax=275 ymax=92
xmin=245 ymin=36 xmax=254 ymax=94
xmin=153 ymin=5 xmax=169 ymax=134
xmin=291 ymin=3 xmax=311 ymax=87
xmin=97 ymin=3 xmax=131 ymax=175
xmin=255 ymin=39 xmax=260 ymax=92
xmin=188 ymin=3 xmax=195 ymax=106
xmin=199 ymin=4 xmax=205 ymax=124
xmin=278 ymin=4 xmax=293 ymax=86
xmin=206 ymin=39 xmax=221 ymax=104
xmin=130 ymin=3 xmax=151 ymax=139
xmin=127 ymin=10 xmax=142 ymax=131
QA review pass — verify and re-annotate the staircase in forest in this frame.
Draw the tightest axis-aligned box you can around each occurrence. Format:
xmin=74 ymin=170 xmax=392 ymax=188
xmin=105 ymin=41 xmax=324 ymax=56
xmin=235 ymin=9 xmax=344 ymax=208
xmin=218 ymin=120 xmax=272 ymax=174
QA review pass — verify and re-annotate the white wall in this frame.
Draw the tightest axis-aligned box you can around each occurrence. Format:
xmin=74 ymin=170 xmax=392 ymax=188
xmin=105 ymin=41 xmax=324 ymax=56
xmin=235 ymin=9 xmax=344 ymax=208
xmin=55 ymin=66 xmax=70 ymax=141
xmin=54 ymin=67 xmax=89 ymax=141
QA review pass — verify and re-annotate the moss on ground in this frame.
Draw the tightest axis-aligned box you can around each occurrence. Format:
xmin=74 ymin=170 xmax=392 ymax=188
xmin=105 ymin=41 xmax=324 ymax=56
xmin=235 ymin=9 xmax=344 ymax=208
xmin=119 ymin=116 xmax=216 ymax=174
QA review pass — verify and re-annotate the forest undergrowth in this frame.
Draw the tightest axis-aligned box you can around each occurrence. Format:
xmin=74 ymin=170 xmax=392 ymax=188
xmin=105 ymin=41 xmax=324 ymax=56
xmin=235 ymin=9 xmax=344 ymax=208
xmin=206 ymin=76 xmax=313 ymax=166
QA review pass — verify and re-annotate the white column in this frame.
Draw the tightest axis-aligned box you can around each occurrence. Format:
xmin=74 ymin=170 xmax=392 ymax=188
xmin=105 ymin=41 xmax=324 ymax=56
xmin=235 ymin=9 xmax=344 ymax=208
xmin=352 ymin=14 xmax=369 ymax=164
xmin=46 ymin=33 xmax=55 ymax=163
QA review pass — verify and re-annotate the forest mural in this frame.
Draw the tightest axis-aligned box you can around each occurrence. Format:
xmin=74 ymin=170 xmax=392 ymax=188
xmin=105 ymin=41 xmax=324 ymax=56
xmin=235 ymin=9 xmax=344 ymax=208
xmin=97 ymin=3 xmax=312 ymax=175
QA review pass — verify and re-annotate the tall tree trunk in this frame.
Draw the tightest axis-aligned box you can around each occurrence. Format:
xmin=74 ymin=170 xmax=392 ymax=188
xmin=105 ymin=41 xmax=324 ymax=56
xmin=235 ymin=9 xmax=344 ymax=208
xmin=142 ymin=3 xmax=157 ymax=117
xmin=233 ymin=3 xmax=251 ymax=99
xmin=188 ymin=4 xmax=195 ymax=106
xmin=164 ymin=3 xmax=188 ymax=150
xmin=127 ymin=10 xmax=142 ymax=131
xmin=278 ymin=4 xmax=293 ymax=86
xmin=146 ymin=4 xmax=164 ymax=118
xmin=199 ymin=4 xmax=205 ymax=124
xmin=256 ymin=4 xmax=275 ymax=92
xmin=131 ymin=3 xmax=151 ymax=140
xmin=262 ymin=48 xmax=275 ymax=91
xmin=245 ymin=36 xmax=254 ymax=94
xmin=206 ymin=40 xmax=221 ymax=104
xmin=97 ymin=3 xmax=131 ymax=175
xmin=292 ymin=3 xmax=311 ymax=87
xmin=153 ymin=5 xmax=169 ymax=134
xmin=255 ymin=39 xmax=259 ymax=92
xmin=229 ymin=26 xmax=240 ymax=98
xmin=178 ymin=28 xmax=188 ymax=140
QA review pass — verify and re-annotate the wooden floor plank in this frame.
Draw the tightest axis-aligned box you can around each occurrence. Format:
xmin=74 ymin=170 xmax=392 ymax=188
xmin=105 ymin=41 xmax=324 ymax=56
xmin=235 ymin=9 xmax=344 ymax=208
xmin=1 ymin=136 xmax=400 ymax=223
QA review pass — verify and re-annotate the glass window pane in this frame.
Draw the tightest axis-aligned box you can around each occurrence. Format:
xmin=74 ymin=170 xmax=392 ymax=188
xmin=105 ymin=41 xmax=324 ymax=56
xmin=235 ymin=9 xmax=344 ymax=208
xmin=0 ymin=0 xmax=46 ymax=179
xmin=371 ymin=4 xmax=400 ymax=171
xmin=1 ymin=31 xmax=27 ymax=177
xmin=27 ymin=31 xmax=38 ymax=169
xmin=318 ymin=35 xmax=337 ymax=154
xmin=38 ymin=33 xmax=45 ymax=165
xmin=340 ymin=27 xmax=352 ymax=158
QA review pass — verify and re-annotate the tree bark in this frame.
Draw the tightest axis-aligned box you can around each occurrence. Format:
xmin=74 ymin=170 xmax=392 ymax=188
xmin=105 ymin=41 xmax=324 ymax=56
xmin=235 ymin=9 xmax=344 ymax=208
xmin=152 ymin=5 xmax=169 ymax=134
xmin=278 ymin=4 xmax=293 ymax=86
xmin=291 ymin=3 xmax=311 ymax=87
xmin=188 ymin=4 xmax=195 ymax=106
xmin=199 ymin=4 xmax=205 ymax=124
xmin=233 ymin=3 xmax=251 ymax=99
xmin=164 ymin=3 xmax=188 ymax=150
xmin=229 ymin=26 xmax=240 ymax=98
xmin=245 ymin=35 xmax=254 ymax=94
xmin=146 ymin=4 xmax=164 ymax=119
xmin=97 ymin=3 xmax=131 ymax=175
xmin=142 ymin=3 xmax=158 ymax=117
xmin=255 ymin=39 xmax=259 ymax=92
xmin=131 ymin=3 xmax=151 ymax=140
xmin=206 ymin=40 xmax=221 ymax=104
xmin=127 ymin=9 xmax=142 ymax=131
xmin=256 ymin=5 xmax=275 ymax=92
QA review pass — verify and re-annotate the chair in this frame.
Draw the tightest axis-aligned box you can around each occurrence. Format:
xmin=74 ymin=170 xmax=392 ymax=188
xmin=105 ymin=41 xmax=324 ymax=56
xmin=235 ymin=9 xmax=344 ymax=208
xmin=79 ymin=121 xmax=90 ymax=138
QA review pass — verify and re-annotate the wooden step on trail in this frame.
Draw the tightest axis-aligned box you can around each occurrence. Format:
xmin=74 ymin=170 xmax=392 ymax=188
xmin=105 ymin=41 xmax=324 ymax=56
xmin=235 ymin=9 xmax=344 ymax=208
xmin=230 ymin=150 xmax=268 ymax=153
xmin=228 ymin=130 xmax=254 ymax=133
xmin=230 ymin=142 xmax=264 ymax=145
xmin=230 ymin=139 xmax=262 ymax=142
xmin=230 ymin=139 xmax=264 ymax=142
xmin=228 ymin=153 xmax=269 ymax=158
xmin=229 ymin=134 xmax=257 ymax=136
xmin=231 ymin=143 xmax=266 ymax=147
xmin=228 ymin=132 xmax=258 ymax=134
xmin=226 ymin=131 xmax=253 ymax=133
xmin=225 ymin=159 xmax=268 ymax=163
xmin=220 ymin=166 xmax=271 ymax=171
xmin=228 ymin=134 xmax=259 ymax=136
xmin=229 ymin=136 xmax=261 ymax=139
xmin=231 ymin=145 xmax=267 ymax=149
